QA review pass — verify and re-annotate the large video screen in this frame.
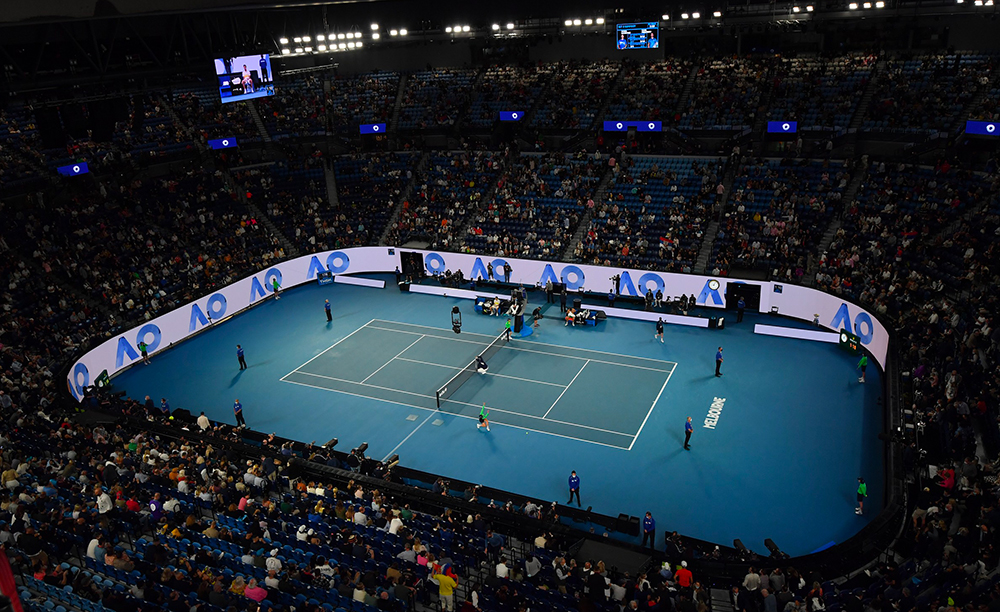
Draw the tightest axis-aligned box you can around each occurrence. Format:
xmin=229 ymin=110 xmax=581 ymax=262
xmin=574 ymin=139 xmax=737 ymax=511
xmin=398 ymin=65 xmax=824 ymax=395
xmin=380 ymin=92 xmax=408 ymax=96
xmin=214 ymin=54 xmax=275 ymax=104
xmin=616 ymin=22 xmax=659 ymax=49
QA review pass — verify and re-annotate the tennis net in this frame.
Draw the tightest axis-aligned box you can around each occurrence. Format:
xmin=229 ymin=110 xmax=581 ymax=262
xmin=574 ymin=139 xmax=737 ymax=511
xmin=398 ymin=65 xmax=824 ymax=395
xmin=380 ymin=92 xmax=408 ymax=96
xmin=435 ymin=330 xmax=509 ymax=408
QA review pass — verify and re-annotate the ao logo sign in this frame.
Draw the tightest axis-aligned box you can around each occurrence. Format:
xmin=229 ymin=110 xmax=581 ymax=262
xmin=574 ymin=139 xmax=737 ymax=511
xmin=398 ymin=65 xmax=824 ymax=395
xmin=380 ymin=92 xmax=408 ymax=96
xmin=189 ymin=293 xmax=228 ymax=332
xmin=830 ymin=302 xmax=875 ymax=344
xmin=115 ymin=323 xmax=163 ymax=369
xmin=306 ymin=252 xmax=351 ymax=278
xmin=424 ymin=253 xmax=587 ymax=290
xmin=69 ymin=362 xmax=90 ymax=401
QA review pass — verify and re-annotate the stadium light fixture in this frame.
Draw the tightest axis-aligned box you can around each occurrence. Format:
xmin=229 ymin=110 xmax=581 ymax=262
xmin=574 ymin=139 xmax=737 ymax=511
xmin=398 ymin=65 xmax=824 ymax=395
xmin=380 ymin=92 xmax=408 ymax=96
xmin=370 ymin=23 xmax=379 ymax=30
xmin=400 ymin=28 xmax=408 ymax=35
xmin=348 ymin=42 xmax=355 ymax=48
xmin=875 ymin=1 xmax=884 ymax=6
xmin=281 ymin=48 xmax=290 ymax=54
xmin=793 ymin=6 xmax=801 ymax=11
xmin=293 ymin=37 xmax=302 ymax=43
xmin=848 ymin=2 xmax=858 ymax=8
xmin=585 ymin=18 xmax=593 ymax=25
xmin=294 ymin=47 xmax=304 ymax=53
xmin=974 ymin=0 xmax=982 ymax=4
xmin=713 ymin=10 xmax=722 ymax=16
xmin=573 ymin=19 xmax=582 ymax=25
xmin=372 ymin=32 xmax=380 ymax=39
xmin=806 ymin=5 xmax=814 ymax=10
xmin=339 ymin=43 xmax=347 ymax=49
xmin=462 ymin=25 xmax=471 ymax=32
xmin=564 ymin=19 xmax=573 ymax=26
xmin=304 ymin=46 xmax=312 ymax=52
xmin=692 ymin=11 xmax=701 ymax=18
xmin=681 ymin=12 xmax=689 ymax=18
xmin=596 ymin=17 xmax=605 ymax=23
xmin=507 ymin=22 xmax=515 ymax=29
xmin=279 ymin=37 xmax=289 ymax=44
xmin=318 ymin=34 xmax=326 ymax=41
xmin=492 ymin=23 xmax=501 ymax=30
xmin=318 ymin=44 xmax=326 ymax=51
xmin=302 ymin=35 xmax=311 ymax=42
xmin=956 ymin=0 xmax=963 ymax=4
xmin=987 ymin=0 xmax=994 ymax=6
xmin=357 ymin=41 xmax=363 ymax=48
xmin=446 ymin=26 xmax=453 ymax=32
xmin=862 ymin=2 xmax=871 ymax=8
xmin=337 ymin=33 xmax=346 ymax=39
xmin=390 ymin=29 xmax=399 ymax=36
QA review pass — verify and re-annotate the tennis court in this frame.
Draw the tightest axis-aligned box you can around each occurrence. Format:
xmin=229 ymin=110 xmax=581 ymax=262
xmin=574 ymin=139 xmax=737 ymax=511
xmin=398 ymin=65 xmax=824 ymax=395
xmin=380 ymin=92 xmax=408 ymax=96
xmin=280 ymin=319 xmax=676 ymax=450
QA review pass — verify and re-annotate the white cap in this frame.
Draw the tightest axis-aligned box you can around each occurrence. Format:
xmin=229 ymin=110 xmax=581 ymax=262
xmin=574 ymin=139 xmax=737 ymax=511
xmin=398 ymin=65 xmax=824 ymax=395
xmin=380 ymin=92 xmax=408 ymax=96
xmin=681 ymin=561 xmax=688 ymax=567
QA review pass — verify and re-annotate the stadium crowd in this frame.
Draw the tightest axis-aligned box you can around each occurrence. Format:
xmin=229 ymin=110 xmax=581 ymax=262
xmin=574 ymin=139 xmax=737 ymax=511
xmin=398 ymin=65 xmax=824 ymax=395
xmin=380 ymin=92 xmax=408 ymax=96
xmin=2 ymin=51 xmax=1000 ymax=612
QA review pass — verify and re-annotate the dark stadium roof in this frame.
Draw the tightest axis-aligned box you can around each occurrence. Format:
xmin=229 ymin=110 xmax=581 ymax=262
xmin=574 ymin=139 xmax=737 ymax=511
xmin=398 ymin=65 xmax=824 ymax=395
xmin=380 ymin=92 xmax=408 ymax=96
xmin=4 ymin=0 xmax=656 ymax=24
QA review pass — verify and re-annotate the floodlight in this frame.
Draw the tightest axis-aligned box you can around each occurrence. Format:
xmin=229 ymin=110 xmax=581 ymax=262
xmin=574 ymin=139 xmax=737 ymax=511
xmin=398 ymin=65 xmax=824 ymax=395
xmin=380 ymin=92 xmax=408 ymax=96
xmin=279 ymin=37 xmax=289 ymax=44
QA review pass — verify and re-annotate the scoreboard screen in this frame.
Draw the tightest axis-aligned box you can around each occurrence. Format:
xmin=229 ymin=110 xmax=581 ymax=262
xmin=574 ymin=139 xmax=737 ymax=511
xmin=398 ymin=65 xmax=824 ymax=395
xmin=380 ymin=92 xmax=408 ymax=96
xmin=839 ymin=329 xmax=860 ymax=354
xmin=616 ymin=22 xmax=659 ymax=49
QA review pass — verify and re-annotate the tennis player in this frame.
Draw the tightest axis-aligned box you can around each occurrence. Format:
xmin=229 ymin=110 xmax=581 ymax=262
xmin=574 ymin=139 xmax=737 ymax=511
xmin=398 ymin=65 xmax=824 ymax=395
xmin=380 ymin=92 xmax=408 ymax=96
xmin=504 ymin=319 xmax=512 ymax=341
xmin=478 ymin=404 xmax=491 ymax=432
xmin=476 ymin=355 xmax=489 ymax=374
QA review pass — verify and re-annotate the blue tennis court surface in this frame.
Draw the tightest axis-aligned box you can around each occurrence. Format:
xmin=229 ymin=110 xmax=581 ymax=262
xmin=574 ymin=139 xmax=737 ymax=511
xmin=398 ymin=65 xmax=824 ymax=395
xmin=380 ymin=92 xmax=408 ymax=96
xmin=109 ymin=279 xmax=883 ymax=556
xmin=282 ymin=320 xmax=676 ymax=450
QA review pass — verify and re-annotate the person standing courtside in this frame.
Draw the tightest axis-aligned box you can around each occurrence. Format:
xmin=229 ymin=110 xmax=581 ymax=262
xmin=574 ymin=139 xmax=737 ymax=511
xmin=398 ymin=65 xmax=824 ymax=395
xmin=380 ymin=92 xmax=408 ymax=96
xmin=737 ymin=297 xmax=746 ymax=323
xmin=487 ymin=263 xmax=494 ymax=280
xmin=642 ymin=512 xmax=656 ymax=549
xmin=324 ymin=299 xmax=332 ymax=322
xmin=559 ymin=288 xmax=567 ymax=313
xmin=503 ymin=262 xmax=512 ymax=283
xmin=237 ymin=345 xmax=248 ymax=370
xmin=234 ymin=399 xmax=246 ymax=428
xmin=684 ymin=417 xmax=693 ymax=450
xmin=545 ymin=280 xmax=553 ymax=303
xmin=715 ymin=346 xmax=724 ymax=377
xmin=567 ymin=471 xmax=581 ymax=507
xmin=137 ymin=340 xmax=151 ymax=365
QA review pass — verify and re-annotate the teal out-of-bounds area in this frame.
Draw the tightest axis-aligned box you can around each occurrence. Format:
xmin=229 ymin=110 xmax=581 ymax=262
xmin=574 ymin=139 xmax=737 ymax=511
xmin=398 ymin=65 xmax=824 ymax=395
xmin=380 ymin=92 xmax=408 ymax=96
xmin=111 ymin=275 xmax=884 ymax=557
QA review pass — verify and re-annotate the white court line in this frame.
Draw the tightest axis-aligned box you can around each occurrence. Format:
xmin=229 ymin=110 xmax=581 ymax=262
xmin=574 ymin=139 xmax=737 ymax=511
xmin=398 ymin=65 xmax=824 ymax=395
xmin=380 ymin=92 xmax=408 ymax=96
xmin=279 ymin=376 xmax=631 ymax=451
xmin=288 ymin=370 xmax=634 ymax=437
xmin=365 ymin=326 xmax=673 ymax=373
xmin=280 ymin=318 xmax=376 ymax=380
xmin=393 ymin=357 xmax=570 ymax=389
xmin=542 ymin=360 xmax=590 ymax=419
xmin=373 ymin=319 xmax=678 ymax=366
xmin=360 ymin=335 xmax=425 ymax=384
xmin=627 ymin=364 xmax=676 ymax=451
xmin=383 ymin=412 xmax=436 ymax=461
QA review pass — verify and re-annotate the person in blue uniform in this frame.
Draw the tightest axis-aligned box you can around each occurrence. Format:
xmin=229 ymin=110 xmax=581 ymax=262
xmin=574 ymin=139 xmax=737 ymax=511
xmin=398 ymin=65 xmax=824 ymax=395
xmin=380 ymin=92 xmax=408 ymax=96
xmin=567 ymin=471 xmax=581 ymax=507
xmin=684 ymin=417 xmax=693 ymax=450
xmin=237 ymin=345 xmax=247 ymax=370
xmin=642 ymin=512 xmax=656 ymax=548
xmin=234 ymin=399 xmax=246 ymax=428
xmin=715 ymin=347 xmax=724 ymax=377
xmin=325 ymin=299 xmax=332 ymax=322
